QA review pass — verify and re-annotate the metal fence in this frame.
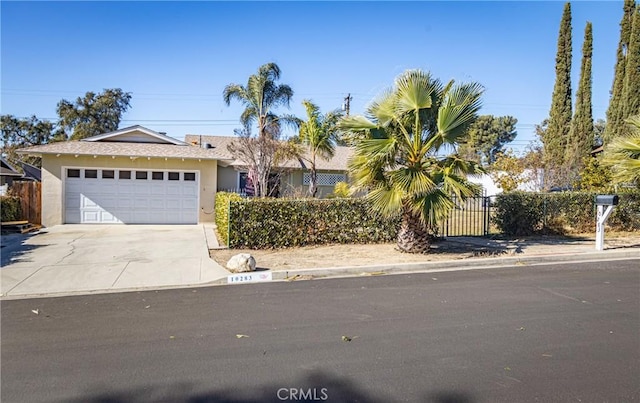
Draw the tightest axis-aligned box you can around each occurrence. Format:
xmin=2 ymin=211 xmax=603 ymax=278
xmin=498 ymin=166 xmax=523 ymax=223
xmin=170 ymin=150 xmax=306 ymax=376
xmin=440 ymin=196 xmax=492 ymax=237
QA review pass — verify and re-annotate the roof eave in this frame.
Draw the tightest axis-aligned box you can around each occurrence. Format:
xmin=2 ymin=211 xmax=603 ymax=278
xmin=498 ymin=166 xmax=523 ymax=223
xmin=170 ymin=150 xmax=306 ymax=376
xmin=16 ymin=150 xmax=224 ymax=161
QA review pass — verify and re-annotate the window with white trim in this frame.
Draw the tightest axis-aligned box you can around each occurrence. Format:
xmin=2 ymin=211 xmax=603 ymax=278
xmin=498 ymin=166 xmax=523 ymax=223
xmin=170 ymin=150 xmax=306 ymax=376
xmin=302 ymin=173 xmax=346 ymax=186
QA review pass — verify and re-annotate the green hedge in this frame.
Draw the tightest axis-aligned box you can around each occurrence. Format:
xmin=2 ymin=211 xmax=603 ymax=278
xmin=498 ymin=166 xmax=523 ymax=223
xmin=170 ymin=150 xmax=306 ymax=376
xmin=215 ymin=192 xmax=244 ymax=246
xmin=493 ymin=191 xmax=640 ymax=236
xmin=1 ymin=196 xmax=22 ymax=222
xmin=227 ymin=198 xmax=398 ymax=249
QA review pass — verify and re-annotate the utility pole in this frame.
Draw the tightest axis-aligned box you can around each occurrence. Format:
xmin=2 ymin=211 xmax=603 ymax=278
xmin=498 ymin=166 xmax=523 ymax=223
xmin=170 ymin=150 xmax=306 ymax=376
xmin=342 ymin=93 xmax=353 ymax=116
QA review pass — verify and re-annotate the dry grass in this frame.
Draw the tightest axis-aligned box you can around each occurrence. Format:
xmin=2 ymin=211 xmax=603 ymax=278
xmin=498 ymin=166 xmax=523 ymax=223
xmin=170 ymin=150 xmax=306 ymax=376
xmin=210 ymin=231 xmax=640 ymax=272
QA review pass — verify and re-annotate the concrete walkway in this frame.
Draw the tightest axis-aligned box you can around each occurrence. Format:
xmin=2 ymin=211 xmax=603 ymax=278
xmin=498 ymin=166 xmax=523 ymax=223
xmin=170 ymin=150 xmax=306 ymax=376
xmin=1 ymin=224 xmax=230 ymax=299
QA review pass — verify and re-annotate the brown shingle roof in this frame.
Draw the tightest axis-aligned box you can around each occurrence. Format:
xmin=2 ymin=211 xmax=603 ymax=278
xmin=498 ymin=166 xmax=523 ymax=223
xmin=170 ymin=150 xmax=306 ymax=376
xmin=185 ymin=135 xmax=353 ymax=171
xmin=17 ymin=141 xmax=229 ymax=161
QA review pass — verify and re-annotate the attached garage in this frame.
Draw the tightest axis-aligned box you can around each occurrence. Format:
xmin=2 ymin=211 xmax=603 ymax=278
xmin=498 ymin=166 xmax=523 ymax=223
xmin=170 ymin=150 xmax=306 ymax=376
xmin=64 ymin=168 xmax=199 ymax=224
xmin=18 ymin=126 xmax=225 ymax=227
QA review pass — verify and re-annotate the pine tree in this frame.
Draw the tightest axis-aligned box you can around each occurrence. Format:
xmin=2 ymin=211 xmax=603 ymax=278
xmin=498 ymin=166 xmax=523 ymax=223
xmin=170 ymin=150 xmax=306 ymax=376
xmin=622 ymin=6 xmax=640 ymax=121
xmin=568 ymin=22 xmax=594 ymax=180
xmin=543 ymin=2 xmax=572 ymax=187
xmin=604 ymin=0 xmax=637 ymax=143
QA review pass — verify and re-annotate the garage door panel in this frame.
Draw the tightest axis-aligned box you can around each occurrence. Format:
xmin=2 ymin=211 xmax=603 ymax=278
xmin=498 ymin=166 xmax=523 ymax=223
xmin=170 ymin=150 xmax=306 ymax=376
xmin=182 ymin=199 xmax=198 ymax=209
xmin=81 ymin=182 xmax=101 ymax=193
xmin=65 ymin=168 xmax=198 ymax=224
xmin=118 ymin=183 xmax=135 ymax=194
xmin=151 ymin=186 xmax=166 ymax=195
xmin=81 ymin=195 xmax=100 ymax=209
xmin=182 ymin=186 xmax=198 ymax=196
xmin=133 ymin=211 xmax=150 ymax=223
xmin=166 ymin=185 xmax=182 ymax=195
xmin=98 ymin=197 xmax=117 ymax=209
xmin=133 ymin=197 xmax=150 ymax=209
xmin=66 ymin=181 xmax=82 ymax=192
xmin=65 ymin=210 xmax=81 ymax=224
xmin=149 ymin=211 xmax=167 ymax=222
xmin=166 ymin=198 xmax=181 ymax=209
xmin=100 ymin=211 xmax=120 ymax=223
xmin=117 ymin=199 xmax=133 ymax=209
xmin=136 ymin=183 xmax=151 ymax=193
xmin=65 ymin=193 xmax=81 ymax=208
xmin=82 ymin=211 xmax=100 ymax=224
xmin=149 ymin=198 xmax=165 ymax=209
xmin=117 ymin=211 xmax=132 ymax=223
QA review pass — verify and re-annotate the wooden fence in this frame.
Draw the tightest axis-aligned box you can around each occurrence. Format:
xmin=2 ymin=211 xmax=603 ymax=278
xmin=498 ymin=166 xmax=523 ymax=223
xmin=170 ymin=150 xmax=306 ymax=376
xmin=10 ymin=181 xmax=41 ymax=225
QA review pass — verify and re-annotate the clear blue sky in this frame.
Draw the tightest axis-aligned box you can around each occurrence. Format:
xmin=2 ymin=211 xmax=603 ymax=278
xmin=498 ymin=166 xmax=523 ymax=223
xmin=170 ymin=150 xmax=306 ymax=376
xmin=1 ymin=1 xmax=625 ymax=153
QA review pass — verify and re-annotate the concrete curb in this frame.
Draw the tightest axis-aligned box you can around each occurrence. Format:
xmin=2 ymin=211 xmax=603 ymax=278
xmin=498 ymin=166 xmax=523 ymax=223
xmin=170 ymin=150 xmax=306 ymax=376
xmin=5 ymin=245 xmax=637 ymax=300
xmin=265 ymin=247 xmax=640 ymax=281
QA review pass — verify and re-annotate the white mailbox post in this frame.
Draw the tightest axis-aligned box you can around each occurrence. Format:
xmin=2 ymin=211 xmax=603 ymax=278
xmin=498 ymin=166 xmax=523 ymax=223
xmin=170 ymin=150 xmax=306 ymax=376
xmin=595 ymin=195 xmax=619 ymax=251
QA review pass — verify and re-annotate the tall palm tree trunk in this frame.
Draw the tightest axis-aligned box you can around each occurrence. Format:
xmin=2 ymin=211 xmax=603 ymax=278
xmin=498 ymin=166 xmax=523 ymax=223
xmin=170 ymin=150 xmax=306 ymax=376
xmin=397 ymin=206 xmax=431 ymax=253
xmin=308 ymin=169 xmax=318 ymax=197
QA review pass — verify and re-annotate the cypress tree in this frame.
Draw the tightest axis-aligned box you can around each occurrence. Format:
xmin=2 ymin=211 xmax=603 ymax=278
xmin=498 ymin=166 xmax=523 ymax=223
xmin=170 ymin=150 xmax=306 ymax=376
xmin=543 ymin=2 xmax=572 ymax=187
xmin=622 ymin=6 xmax=640 ymax=121
xmin=604 ymin=0 xmax=637 ymax=143
xmin=568 ymin=22 xmax=594 ymax=179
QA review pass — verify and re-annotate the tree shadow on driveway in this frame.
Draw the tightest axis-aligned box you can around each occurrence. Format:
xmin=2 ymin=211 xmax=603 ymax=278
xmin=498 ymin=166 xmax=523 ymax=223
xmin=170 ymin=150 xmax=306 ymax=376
xmin=0 ymin=232 xmax=45 ymax=267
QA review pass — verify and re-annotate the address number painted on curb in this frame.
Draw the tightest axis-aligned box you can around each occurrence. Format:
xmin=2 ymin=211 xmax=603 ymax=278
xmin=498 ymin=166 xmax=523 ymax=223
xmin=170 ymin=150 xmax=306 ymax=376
xmin=228 ymin=271 xmax=273 ymax=284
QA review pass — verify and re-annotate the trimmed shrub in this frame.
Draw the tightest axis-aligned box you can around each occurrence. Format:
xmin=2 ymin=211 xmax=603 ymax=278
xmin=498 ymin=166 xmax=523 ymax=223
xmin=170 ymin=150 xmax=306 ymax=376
xmin=228 ymin=198 xmax=398 ymax=249
xmin=215 ymin=192 xmax=244 ymax=246
xmin=493 ymin=192 xmax=545 ymax=236
xmin=493 ymin=190 xmax=640 ymax=236
xmin=609 ymin=191 xmax=640 ymax=231
xmin=1 ymin=196 xmax=22 ymax=222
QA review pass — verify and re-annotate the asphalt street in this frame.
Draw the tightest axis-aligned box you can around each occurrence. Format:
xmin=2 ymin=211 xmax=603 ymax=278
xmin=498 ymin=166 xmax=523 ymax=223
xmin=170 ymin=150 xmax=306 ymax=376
xmin=2 ymin=259 xmax=639 ymax=403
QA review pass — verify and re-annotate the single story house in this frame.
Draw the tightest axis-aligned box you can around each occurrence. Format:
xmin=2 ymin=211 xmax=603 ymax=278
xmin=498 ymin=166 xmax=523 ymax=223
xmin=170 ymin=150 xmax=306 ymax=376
xmin=1 ymin=157 xmax=23 ymax=186
xmin=1 ymin=157 xmax=23 ymax=196
xmin=18 ymin=126 xmax=228 ymax=226
xmin=20 ymin=162 xmax=42 ymax=182
xmin=184 ymin=135 xmax=352 ymax=198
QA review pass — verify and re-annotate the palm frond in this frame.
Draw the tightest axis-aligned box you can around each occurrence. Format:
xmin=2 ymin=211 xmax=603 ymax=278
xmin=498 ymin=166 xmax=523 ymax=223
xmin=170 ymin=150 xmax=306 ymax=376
xmin=223 ymin=84 xmax=249 ymax=107
xmin=367 ymin=89 xmax=396 ymax=127
xmin=605 ymin=115 xmax=640 ymax=184
xmin=367 ymin=185 xmax=404 ymax=219
xmin=411 ymin=189 xmax=456 ymax=226
xmin=239 ymin=107 xmax=258 ymax=128
xmin=388 ymin=167 xmax=437 ymax=195
xmin=433 ymin=82 xmax=484 ymax=149
xmin=339 ymin=115 xmax=379 ymax=132
xmin=394 ymin=70 xmax=437 ymax=115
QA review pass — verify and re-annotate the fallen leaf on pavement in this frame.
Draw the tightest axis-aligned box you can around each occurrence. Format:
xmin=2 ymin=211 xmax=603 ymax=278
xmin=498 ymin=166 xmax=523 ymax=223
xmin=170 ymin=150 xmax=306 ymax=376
xmin=286 ymin=274 xmax=313 ymax=281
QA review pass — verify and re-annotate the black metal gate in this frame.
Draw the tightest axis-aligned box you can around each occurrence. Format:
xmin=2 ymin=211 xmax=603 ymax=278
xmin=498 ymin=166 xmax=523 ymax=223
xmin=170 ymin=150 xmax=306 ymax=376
xmin=440 ymin=196 xmax=491 ymax=237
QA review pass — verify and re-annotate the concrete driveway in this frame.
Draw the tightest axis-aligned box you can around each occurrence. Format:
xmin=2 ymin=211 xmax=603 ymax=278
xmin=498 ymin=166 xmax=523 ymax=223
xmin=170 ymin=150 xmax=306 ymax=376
xmin=1 ymin=225 xmax=230 ymax=299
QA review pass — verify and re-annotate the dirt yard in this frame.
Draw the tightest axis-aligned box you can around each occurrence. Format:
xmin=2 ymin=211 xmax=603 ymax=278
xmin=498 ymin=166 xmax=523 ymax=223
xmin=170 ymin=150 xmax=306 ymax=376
xmin=209 ymin=233 xmax=640 ymax=271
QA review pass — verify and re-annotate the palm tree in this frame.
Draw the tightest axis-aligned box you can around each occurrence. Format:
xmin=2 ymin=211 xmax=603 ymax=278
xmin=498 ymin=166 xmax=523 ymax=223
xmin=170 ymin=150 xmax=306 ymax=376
xmin=223 ymin=63 xmax=298 ymax=196
xmin=605 ymin=115 xmax=640 ymax=186
xmin=223 ymin=62 xmax=297 ymax=139
xmin=296 ymin=100 xmax=343 ymax=197
xmin=339 ymin=69 xmax=485 ymax=253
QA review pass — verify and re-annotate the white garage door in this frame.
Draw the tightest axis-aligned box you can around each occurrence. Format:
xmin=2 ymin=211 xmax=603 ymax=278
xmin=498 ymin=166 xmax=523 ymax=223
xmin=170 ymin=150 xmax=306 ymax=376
xmin=64 ymin=168 xmax=199 ymax=224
